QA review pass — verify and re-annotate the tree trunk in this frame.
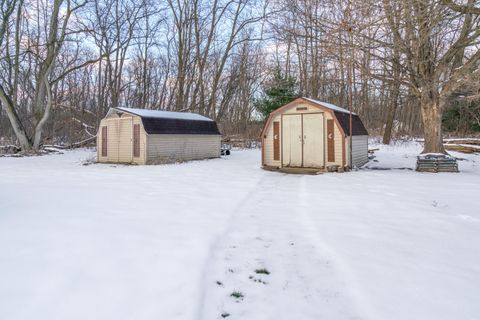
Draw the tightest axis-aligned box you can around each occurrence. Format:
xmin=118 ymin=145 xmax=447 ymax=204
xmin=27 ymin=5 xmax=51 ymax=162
xmin=420 ymin=96 xmax=445 ymax=154
xmin=382 ymin=82 xmax=400 ymax=144
xmin=382 ymin=103 xmax=396 ymax=144
xmin=0 ymin=85 xmax=32 ymax=151
xmin=33 ymin=78 xmax=53 ymax=150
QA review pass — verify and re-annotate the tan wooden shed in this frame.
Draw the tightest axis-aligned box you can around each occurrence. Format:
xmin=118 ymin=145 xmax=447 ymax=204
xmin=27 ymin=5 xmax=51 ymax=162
xmin=96 ymin=107 xmax=221 ymax=164
xmin=261 ymin=97 xmax=368 ymax=170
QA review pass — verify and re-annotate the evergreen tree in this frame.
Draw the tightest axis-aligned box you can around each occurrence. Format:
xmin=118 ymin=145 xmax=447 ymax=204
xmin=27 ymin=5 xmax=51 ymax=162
xmin=255 ymin=69 xmax=298 ymax=118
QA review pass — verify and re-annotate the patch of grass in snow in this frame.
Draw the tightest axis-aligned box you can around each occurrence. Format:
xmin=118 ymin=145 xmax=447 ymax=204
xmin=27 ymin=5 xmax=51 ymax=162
xmin=221 ymin=312 xmax=230 ymax=318
xmin=249 ymin=275 xmax=267 ymax=284
xmin=230 ymin=291 xmax=244 ymax=299
xmin=254 ymin=268 xmax=270 ymax=275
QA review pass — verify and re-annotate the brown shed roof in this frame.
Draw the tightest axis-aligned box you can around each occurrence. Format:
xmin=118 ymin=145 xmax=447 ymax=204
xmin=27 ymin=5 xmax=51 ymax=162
xmin=301 ymin=98 xmax=368 ymax=136
xmin=333 ymin=111 xmax=369 ymax=136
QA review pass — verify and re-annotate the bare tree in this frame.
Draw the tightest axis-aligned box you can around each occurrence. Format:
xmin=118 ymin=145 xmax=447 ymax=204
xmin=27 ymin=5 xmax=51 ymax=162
xmin=382 ymin=0 xmax=480 ymax=153
xmin=2 ymin=0 xmax=478 ymax=151
xmin=0 ymin=0 xmax=94 ymax=151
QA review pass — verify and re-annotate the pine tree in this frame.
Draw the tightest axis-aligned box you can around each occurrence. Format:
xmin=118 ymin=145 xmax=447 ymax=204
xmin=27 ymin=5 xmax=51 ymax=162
xmin=255 ymin=69 xmax=298 ymax=118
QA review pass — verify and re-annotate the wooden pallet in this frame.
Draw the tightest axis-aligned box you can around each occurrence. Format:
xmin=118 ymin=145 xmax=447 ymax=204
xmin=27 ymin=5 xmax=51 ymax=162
xmin=416 ymin=154 xmax=458 ymax=173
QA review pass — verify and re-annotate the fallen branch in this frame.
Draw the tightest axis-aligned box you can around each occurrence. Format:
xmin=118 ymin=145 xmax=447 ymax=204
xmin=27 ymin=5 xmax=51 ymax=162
xmin=43 ymin=135 xmax=96 ymax=150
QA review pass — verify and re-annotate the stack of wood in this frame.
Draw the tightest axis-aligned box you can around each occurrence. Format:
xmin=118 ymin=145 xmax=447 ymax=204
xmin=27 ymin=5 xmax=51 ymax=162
xmin=443 ymin=138 xmax=480 ymax=154
xmin=416 ymin=154 xmax=458 ymax=173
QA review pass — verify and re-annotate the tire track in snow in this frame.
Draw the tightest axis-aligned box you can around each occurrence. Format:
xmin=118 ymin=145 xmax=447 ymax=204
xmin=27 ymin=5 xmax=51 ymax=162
xmin=198 ymin=174 xmax=367 ymax=320
xmin=296 ymin=175 xmax=375 ymax=320
xmin=194 ymin=171 xmax=283 ymax=320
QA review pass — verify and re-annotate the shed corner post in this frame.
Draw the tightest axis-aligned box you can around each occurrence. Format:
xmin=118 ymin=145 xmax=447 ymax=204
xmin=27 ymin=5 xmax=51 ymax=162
xmin=347 ymin=135 xmax=351 ymax=168
xmin=96 ymin=132 xmax=99 ymax=162
xmin=260 ymin=134 xmax=264 ymax=167
xmin=144 ymin=133 xmax=147 ymax=165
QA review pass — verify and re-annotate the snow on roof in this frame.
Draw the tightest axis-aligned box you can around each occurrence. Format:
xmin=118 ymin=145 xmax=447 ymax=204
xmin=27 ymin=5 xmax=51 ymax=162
xmin=303 ymin=97 xmax=356 ymax=115
xmin=114 ymin=107 xmax=213 ymax=121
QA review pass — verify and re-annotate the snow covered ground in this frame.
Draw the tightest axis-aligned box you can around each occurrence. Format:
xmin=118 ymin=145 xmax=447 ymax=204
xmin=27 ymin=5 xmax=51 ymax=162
xmin=0 ymin=141 xmax=479 ymax=320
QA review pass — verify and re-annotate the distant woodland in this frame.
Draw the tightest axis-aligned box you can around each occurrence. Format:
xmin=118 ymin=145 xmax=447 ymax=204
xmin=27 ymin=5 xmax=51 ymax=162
xmin=1 ymin=0 xmax=479 ymax=153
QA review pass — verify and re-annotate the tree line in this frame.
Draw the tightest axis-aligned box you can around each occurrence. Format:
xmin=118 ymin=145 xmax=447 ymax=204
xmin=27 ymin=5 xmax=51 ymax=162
xmin=0 ymin=0 xmax=479 ymax=153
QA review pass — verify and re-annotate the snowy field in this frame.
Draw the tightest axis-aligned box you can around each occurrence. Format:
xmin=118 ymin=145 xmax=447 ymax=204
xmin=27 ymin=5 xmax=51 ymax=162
xmin=0 ymin=141 xmax=479 ymax=320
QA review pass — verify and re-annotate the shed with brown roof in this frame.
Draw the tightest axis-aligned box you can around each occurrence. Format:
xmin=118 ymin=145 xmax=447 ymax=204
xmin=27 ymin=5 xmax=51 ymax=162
xmin=97 ymin=107 xmax=221 ymax=164
xmin=260 ymin=97 xmax=368 ymax=170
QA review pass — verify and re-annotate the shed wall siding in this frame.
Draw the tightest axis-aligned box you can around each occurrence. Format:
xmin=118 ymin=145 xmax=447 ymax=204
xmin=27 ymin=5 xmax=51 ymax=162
xmin=263 ymin=102 xmax=343 ymax=167
xmin=346 ymin=135 xmax=368 ymax=167
xmin=263 ymin=112 xmax=282 ymax=167
xmin=329 ymin=121 xmax=343 ymax=167
xmin=146 ymin=134 xmax=221 ymax=163
xmin=97 ymin=119 xmax=108 ymax=162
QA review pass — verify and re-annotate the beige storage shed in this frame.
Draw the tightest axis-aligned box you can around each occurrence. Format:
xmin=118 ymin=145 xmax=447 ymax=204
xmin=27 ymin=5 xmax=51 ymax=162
xmin=261 ymin=97 xmax=368 ymax=170
xmin=97 ymin=107 xmax=221 ymax=164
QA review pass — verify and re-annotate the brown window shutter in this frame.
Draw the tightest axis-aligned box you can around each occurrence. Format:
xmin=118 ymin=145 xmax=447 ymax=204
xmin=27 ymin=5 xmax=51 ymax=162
xmin=133 ymin=124 xmax=140 ymax=157
xmin=273 ymin=121 xmax=280 ymax=161
xmin=327 ymin=119 xmax=335 ymax=162
xmin=101 ymin=126 xmax=107 ymax=157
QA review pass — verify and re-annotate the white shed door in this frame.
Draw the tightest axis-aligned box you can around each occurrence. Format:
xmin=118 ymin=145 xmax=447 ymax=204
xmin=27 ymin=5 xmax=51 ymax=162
xmin=107 ymin=119 xmax=119 ymax=162
xmin=118 ymin=118 xmax=133 ymax=162
xmin=282 ymin=114 xmax=303 ymax=167
xmin=106 ymin=118 xmax=133 ymax=163
xmin=303 ymin=113 xmax=324 ymax=168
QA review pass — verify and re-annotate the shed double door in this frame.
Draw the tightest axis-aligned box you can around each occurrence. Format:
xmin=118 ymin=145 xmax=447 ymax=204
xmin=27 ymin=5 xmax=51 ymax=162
xmin=107 ymin=118 xmax=133 ymax=162
xmin=282 ymin=113 xmax=324 ymax=168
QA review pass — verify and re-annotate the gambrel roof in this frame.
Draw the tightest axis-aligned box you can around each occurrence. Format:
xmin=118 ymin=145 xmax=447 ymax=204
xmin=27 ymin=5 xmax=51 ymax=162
xmin=260 ymin=97 xmax=368 ymax=137
xmin=115 ymin=107 xmax=213 ymax=121
xmin=108 ymin=107 xmax=221 ymax=135
xmin=302 ymin=97 xmax=357 ymax=115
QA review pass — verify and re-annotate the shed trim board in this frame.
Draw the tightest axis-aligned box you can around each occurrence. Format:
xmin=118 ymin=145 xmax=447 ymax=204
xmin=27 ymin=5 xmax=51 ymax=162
xmin=327 ymin=119 xmax=335 ymax=162
xmin=261 ymin=97 xmax=368 ymax=169
xmin=133 ymin=123 xmax=140 ymax=158
xmin=101 ymin=126 xmax=107 ymax=157
xmin=273 ymin=121 xmax=280 ymax=160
